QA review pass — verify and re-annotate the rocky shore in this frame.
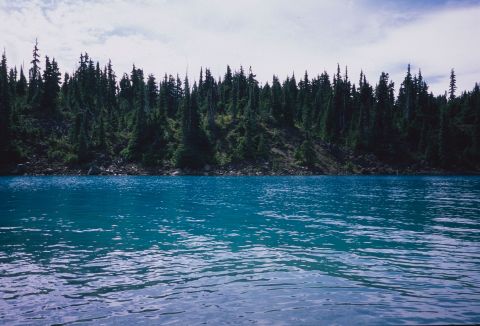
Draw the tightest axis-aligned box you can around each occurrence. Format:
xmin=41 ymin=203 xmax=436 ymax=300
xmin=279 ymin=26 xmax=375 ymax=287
xmin=2 ymin=156 xmax=470 ymax=177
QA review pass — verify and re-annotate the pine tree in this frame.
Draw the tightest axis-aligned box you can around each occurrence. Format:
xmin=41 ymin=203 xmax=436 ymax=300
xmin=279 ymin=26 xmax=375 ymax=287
xmin=105 ymin=60 xmax=117 ymax=124
xmin=0 ymin=51 xmax=11 ymax=162
xmin=166 ymin=74 xmax=176 ymax=117
xmin=8 ymin=68 xmax=17 ymax=99
xmin=41 ymin=56 xmax=61 ymax=115
xmin=355 ymin=71 xmax=373 ymax=150
xmin=398 ymin=64 xmax=415 ymax=121
xmin=299 ymin=71 xmax=312 ymax=128
xmin=259 ymin=82 xmax=271 ymax=120
xmin=236 ymin=85 xmax=258 ymax=160
xmin=231 ymin=75 xmax=239 ymax=121
xmin=77 ymin=114 xmax=90 ymax=163
xmin=222 ymin=65 xmax=233 ymax=111
xmin=146 ymin=74 xmax=158 ymax=112
xmin=328 ymin=66 xmax=346 ymax=140
xmin=471 ymin=83 xmax=480 ymax=162
xmin=204 ymin=69 xmax=217 ymax=139
xmin=16 ymin=66 xmax=27 ymax=97
xmin=256 ymin=133 xmax=268 ymax=158
xmin=175 ymin=77 xmax=210 ymax=168
xmin=314 ymin=72 xmax=332 ymax=134
xmin=372 ymin=72 xmax=395 ymax=156
xmin=97 ymin=112 xmax=106 ymax=150
xmin=449 ymin=69 xmax=456 ymax=101
xmin=28 ymin=39 xmax=42 ymax=111
xmin=438 ymin=107 xmax=450 ymax=167
xmin=126 ymin=67 xmax=147 ymax=160
xmin=271 ymin=75 xmax=282 ymax=122
xmin=282 ymin=77 xmax=296 ymax=128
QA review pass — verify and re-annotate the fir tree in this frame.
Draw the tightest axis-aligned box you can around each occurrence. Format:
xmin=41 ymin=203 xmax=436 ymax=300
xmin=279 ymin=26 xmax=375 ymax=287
xmin=175 ymin=77 xmax=210 ymax=168
xmin=449 ymin=69 xmax=456 ymax=101
xmin=271 ymin=76 xmax=282 ymax=122
xmin=0 ymin=51 xmax=11 ymax=162
xmin=16 ymin=66 xmax=27 ymax=97
xmin=28 ymin=39 xmax=42 ymax=111
xmin=41 ymin=56 xmax=61 ymax=115
xmin=438 ymin=107 xmax=450 ymax=167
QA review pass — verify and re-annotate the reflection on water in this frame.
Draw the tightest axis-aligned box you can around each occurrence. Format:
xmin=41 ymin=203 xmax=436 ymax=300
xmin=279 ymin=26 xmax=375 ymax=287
xmin=1 ymin=176 xmax=480 ymax=325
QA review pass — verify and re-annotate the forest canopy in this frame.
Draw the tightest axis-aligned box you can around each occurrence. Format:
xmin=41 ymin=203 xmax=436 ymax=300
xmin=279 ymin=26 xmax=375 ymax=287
xmin=0 ymin=41 xmax=479 ymax=173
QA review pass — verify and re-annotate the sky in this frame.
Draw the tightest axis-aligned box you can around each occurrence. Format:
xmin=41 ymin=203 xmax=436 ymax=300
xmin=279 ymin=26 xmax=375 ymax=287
xmin=0 ymin=0 xmax=479 ymax=95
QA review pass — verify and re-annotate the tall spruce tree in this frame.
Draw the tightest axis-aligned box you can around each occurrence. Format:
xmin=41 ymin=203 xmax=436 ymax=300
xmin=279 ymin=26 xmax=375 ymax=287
xmin=175 ymin=77 xmax=210 ymax=168
xmin=449 ymin=69 xmax=456 ymax=101
xmin=28 ymin=39 xmax=42 ymax=111
xmin=41 ymin=56 xmax=61 ymax=115
xmin=0 ymin=51 xmax=11 ymax=162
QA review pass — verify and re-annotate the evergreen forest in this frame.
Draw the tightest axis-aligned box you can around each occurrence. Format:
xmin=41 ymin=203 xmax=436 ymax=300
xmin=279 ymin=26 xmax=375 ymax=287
xmin=0 ymin=41 xmax=479 ymax=174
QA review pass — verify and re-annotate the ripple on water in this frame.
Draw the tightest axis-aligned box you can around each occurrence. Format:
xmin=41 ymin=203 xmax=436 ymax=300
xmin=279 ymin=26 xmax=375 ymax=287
xmin=0 ymin=176 xmax=480 ymax=325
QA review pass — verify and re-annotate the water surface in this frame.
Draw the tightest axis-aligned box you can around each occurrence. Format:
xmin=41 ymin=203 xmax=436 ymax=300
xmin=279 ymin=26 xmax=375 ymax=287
xmin=1 ymin=176 xmax=480 ymax=325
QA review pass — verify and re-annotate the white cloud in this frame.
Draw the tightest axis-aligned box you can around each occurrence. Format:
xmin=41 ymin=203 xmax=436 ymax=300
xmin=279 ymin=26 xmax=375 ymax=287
xmin=0 ymin=0 xmax=478 ymax=94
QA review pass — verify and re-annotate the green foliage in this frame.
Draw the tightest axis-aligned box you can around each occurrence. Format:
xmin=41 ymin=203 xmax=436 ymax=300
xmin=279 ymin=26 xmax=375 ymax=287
xmin=0 ymin=43 xmax=479 ymax=173
xmin=0 ymin=51 xmax=12 ymax=163
xmin=46 ymin=136 xmax=74 ymax=163
xmin=438 ymin=108 xmax=450 ymax=167
xmin=175 ymin=78 xmax=212 ymax=168
xmin=256 ymin=134 xmax=268 ymax=158
xmin=295 ymin=137 xmax=316 ymax=167
xmin=41 ymin=56 xmax=61 ymax=115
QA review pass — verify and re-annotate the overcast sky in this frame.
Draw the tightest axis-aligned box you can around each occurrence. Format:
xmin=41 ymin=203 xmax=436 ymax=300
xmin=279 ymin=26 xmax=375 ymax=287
xmin=1 ymin=0 xmax=479 ymax=94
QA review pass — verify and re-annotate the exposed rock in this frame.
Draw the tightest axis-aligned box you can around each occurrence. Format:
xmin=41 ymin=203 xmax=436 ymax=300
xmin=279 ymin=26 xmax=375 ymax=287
xmin=171 ymin=169 xmax=182 ymax=176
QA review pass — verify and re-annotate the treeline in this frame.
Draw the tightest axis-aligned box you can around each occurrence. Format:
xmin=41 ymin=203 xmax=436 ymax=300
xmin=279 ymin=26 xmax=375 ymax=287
xmin=0 ymin=41 xmax=479 ymax=171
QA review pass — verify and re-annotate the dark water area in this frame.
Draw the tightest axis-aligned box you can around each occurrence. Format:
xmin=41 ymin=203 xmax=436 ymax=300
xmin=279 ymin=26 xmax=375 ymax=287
xmin=1 ymin=176 xmax=480 ymax=325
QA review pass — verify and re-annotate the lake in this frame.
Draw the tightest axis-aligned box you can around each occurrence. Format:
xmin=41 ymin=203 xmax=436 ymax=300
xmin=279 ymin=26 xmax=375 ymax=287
xmin=1 ymin=176 xmax=480 ymax=325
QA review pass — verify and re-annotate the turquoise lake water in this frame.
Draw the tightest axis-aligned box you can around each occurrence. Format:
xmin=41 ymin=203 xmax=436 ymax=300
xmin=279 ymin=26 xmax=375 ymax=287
xmin=1 ymin=176 xmax=480 ymax=325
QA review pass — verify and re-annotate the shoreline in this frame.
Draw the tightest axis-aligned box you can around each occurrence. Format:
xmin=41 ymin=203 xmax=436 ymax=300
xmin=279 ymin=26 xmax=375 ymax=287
xmin=2 ymin=161 xmax=478 ymax=177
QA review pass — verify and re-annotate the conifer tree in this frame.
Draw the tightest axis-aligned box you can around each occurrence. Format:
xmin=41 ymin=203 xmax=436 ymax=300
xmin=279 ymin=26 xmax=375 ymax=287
xmin=398 ymin=64 xmax=415 ymax=121
xmin=0 ymin=51 xmax=11 ymax=161
xmin=299 ymin=71 xmax=312 ymax=128
xmin=236 ymin=86 xmax=257 ymax=160
xmin=175 ymin=77 xmax=210 ymax=168
xmin=355 ymin=71 xmax=373 ymax=149
xmin=438 ymin=107 xmax=450 ymax=167
xmin=313 ymin=72 xmax=332 ymax=133
xmin=146 ymin=74 xmax=158 ymax=112
xmin=282 ymin=76 xmax=296 ymax=128
xmin=126 ymin=67 xmax=147 ymax=160
xmin=470 ymin=83 xmax=480 ymax=162
xmin=28 ymin=39 xmax=42 ymax=111
xmin=77 ymin=114 xmax=90 ymax=163
xmin=41 ymin=56 xmax=61 ymax=115
xmin=16 ymin=66 xmax=27 ymax=98
xmin=271 ymin=76 xmax=282 ymax=122
xmin=372 ymin=72 xmax=395 ymax=156
xmin=449 ymin=69 xmax=456 ymax=101
xmin=222 ymin=65 xmax=233 ymax=110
